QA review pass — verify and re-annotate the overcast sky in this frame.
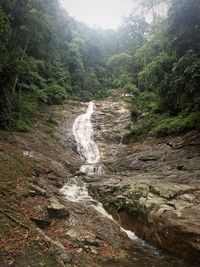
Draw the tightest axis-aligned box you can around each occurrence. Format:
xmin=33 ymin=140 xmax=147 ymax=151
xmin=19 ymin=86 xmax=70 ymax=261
xmin=60 ymin=0 xmax=134 ymax=29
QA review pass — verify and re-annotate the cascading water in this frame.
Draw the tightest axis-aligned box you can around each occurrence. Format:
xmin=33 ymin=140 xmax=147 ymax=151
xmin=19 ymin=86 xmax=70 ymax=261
xmin=61 ymin=101 xmax=137 ymax=240
xmin=60 ymin=101 xmax=194 ymax=267
xmin=72 ymin=101 xmax=103 ymax=175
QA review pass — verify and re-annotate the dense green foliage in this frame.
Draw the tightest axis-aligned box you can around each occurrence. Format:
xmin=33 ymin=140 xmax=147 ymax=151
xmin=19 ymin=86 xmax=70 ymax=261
xmin=121 ymin=0 xmax=200 ymax=138
xmin=0 ymin=0 xmax=113 ymax=129
xmin=0 ymin=0 xmax=199 ymax=136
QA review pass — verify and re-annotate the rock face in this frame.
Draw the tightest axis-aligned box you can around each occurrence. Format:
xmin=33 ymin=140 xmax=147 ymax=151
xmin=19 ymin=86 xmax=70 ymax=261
xmin=92 ymin=99 xmax=132 ymax=161
xmin=90 ymin=179 xmax=200 ymax=261
xmin=89 ymin=99 xmax=200 ymax=262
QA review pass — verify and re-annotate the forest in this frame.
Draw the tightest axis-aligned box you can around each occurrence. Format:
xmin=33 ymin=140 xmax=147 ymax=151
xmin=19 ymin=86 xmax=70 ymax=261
xmin=0 ymin=0 xmax=200 ymax=136
xmin=1 ymin=1 xmax=200 ymax=266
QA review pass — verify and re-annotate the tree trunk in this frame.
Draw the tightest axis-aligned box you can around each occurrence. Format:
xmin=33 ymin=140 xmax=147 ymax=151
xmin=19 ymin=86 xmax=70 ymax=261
xmin=12 ymin=39 xmax=29 ymax=95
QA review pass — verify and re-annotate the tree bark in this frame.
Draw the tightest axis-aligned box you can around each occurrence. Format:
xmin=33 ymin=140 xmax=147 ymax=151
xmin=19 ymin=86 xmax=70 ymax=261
xmin=12 ymin=39 xmax=29 ymax=95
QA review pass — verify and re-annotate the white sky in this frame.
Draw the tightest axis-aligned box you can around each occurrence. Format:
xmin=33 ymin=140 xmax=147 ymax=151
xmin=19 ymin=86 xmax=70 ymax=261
xmin=60 ymin=0 xmax=134 ymax=29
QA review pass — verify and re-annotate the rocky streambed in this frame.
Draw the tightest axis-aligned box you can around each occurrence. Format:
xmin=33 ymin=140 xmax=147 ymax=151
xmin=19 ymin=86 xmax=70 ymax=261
xmin=88 ymin=99 xmax=200 ymax=263
xmin=0 ymin=99 xmax=200 ymax=266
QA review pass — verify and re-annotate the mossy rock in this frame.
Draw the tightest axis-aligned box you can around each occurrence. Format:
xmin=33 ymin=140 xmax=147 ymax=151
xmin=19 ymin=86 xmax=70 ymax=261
xmin=103 ymin=195 xmax=140 ymax=215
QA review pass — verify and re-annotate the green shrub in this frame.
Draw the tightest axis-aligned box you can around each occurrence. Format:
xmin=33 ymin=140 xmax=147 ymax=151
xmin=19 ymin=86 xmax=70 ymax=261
xmin=124 ymin=83 xmax=139 ymax=96
xmin=155 ymin=112 xmax=200 ymax=137
xmin=44 ymin=84 xmax=67 ymax=104
xmin=131 ymin=91 xmax=159 ymax=114
xmin=37 ymin=89 xmax=48 ymax=103
xmin=131 ymin=113 xmax=166 ymax=139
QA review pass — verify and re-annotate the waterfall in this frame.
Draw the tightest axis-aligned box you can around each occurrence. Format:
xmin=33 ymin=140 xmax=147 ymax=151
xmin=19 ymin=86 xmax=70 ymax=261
xmin=61 ymin=101 xmax=137 ymax=241
xmin=72 ymin=101 xmax=103 ymax=175
xmin=73 ymin=102 xmax=100 ymax=164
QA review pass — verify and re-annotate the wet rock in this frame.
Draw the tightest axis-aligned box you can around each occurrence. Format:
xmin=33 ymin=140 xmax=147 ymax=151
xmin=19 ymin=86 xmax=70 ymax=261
xmin=91 ymin=179 xmax=200 ymax=261
xmin=83 ymin=176 xmax=102 ymax=183
xmin=25 ymin=190 xmax=38 ymax=197
xmin=47 ymin=197 xmax=69 ymax=219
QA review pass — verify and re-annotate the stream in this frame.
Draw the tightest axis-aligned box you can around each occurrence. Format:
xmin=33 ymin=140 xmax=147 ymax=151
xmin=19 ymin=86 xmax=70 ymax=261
xmin=61 ymin=102 xmax=194 ymax=267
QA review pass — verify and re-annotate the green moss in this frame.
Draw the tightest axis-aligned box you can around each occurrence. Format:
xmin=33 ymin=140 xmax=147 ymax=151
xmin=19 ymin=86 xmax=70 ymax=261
xmin=127 ymin=183 xmax=149 ymax=199
xmin=1 ymin=153 xmax=27 ymax=174
xmin=103 ymin=196 xmax=139 ymax=215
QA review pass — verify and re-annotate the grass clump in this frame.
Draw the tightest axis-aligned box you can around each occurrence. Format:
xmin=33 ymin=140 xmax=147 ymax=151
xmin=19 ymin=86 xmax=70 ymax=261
xmin=41 ymin=84 xmax=67 ymax=105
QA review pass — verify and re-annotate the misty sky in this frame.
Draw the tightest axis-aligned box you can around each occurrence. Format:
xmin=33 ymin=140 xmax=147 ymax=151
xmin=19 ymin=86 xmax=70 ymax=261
xmin=60 ymin=0 xmax=133 ymax=29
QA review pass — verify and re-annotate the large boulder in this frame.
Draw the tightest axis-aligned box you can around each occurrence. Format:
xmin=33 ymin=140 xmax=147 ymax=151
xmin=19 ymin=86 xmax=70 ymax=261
xmin=47 ymin=197 xmax=69 ymax=219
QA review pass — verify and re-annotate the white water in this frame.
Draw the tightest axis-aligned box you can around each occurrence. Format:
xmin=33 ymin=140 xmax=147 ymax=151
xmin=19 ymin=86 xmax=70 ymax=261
xmin=72 ymin=102 xmax=103 ymax=175
xmin=73 ymin=102 xmax=99 ymax=167
xmin=61 ymin=101 xmax=137 ymax=241
xmin=61 ymin=177 xmax=137 ymax=241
